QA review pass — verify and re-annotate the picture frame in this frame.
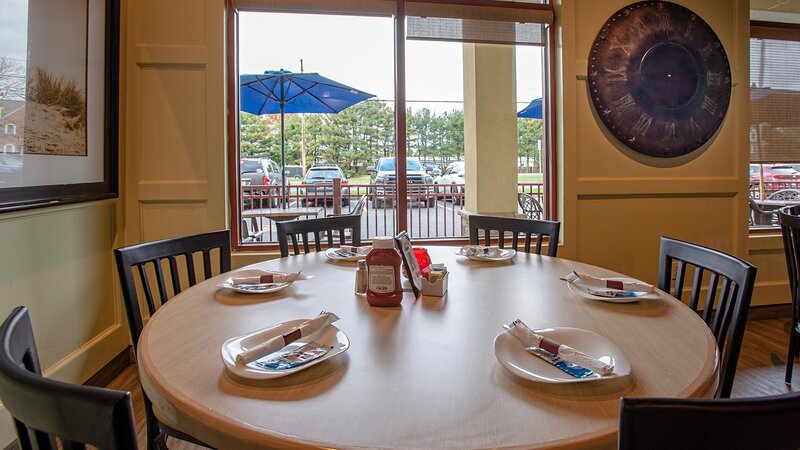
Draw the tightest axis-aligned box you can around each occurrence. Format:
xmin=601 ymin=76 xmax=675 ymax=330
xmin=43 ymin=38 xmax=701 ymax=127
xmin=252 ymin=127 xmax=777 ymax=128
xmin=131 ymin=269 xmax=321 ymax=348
xmin=395 ymin=231 xmax=423 ymax=298
xmin=0 ymin=0 xmax=119 ymax=212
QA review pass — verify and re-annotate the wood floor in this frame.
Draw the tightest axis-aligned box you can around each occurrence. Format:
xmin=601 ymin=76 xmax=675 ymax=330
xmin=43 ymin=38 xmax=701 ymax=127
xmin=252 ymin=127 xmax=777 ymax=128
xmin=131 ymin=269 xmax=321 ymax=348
xmin=107 ymin=317 xmax=800 ymax=450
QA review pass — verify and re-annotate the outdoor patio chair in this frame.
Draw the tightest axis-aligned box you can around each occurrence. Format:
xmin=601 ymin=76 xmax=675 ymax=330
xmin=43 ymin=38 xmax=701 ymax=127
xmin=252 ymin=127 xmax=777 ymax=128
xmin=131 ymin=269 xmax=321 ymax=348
xmin=767 ymin=189 xmax=800 ymax=201
xmin=618 ymin=391 xmax=800 ymax=450
xmin=242 ymin=217 xmax=268 ymax=242
xmin=517 ymin=192 xmax=543 ymax=219
xmin=779 ymin=205 xmax=800 ymax=384
xmin=657 ymin=236 xmax=757 ymax=398
xmin=276 ymin=215 xmax=361 ymax=257
xmin=349 ymin=194 xmax=367 ymax=216
xmin=115 ymin=230 xmax=230 ymax=450
xmin=468 ymin=215 xmax=560 ymax=257
xmin=0 ymin=306 xmax=138 ymax=450
xmin=749 ymin=196 xmax=777 ymax=226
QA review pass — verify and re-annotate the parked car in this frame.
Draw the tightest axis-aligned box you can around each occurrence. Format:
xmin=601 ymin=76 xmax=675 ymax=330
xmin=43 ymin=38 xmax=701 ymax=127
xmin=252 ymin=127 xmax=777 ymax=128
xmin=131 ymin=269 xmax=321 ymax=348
xmin=368 ymin=157 xmax=435 ymax=208
xmin=750 ymin=164 xmax=800 ymax=185
xmin=301 ymin=165 xmax=350 ymax=206
xmin=240 ymin=158 xmax=282 ymax=208
xmin=434 ymin=161 xmax=465 ymax=204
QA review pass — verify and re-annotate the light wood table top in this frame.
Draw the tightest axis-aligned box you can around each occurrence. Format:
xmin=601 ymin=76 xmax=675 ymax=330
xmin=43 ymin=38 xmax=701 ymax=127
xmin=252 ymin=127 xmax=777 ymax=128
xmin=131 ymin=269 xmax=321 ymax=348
xmin=137 ymin=247 xmax=718 ymax=450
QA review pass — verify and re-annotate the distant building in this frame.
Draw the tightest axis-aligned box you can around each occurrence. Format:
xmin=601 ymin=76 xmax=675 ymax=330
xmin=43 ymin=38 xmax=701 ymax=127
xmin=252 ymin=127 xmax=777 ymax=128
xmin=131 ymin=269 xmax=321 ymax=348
xmin=0 ymin=99 xmax=25 ymax=154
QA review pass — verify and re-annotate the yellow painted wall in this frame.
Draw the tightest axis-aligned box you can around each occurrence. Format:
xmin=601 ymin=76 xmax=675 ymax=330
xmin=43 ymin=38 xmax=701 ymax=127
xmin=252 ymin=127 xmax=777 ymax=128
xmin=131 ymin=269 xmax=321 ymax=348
xmin=0 ymin=202 xmax=130 ymax=445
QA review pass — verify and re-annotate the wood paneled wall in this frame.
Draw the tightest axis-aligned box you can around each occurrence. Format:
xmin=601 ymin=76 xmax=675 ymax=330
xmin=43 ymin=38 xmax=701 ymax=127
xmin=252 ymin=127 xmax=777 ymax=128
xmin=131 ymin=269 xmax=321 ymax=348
xmin=122 ymin=0 xmax=227 ymax=245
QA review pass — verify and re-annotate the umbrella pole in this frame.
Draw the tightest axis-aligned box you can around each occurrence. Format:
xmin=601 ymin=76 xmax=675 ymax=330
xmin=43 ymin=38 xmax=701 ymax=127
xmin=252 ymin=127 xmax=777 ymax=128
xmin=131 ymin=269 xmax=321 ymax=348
xmin=281 ymin=105 xmax=287 ymax=209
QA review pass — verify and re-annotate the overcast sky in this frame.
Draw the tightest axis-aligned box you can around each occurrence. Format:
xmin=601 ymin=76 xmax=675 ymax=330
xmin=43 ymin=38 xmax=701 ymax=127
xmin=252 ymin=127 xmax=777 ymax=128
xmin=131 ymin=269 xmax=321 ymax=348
xmin=239 ymin=12 xmax=544 ymax=114
xmin=0 ymin=0 xmax=29 ymax=62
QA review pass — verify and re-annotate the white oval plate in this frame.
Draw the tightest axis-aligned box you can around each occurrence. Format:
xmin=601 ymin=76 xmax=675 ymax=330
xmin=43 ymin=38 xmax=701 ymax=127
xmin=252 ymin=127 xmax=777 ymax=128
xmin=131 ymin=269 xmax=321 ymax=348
xmin=221 ymin=319 xmax=349 ymax=380
xmin=325 ymin=247 xmax=371 ymax=262
xmin=493 ymin=327 xmax=630 ymax=383
xmin=457 ymin=246 xmax=517 ymax=261
xmin=566 ymin=277 xmax=660 ymax=303
xmin=216 ymin=269 xmax=292 ymax=294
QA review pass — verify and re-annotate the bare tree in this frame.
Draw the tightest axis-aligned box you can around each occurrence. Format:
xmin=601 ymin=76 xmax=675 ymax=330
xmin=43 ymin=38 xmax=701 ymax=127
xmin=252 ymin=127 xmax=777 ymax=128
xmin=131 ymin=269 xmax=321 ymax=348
xmin=0 ymin=56 xmax=26 ymax=100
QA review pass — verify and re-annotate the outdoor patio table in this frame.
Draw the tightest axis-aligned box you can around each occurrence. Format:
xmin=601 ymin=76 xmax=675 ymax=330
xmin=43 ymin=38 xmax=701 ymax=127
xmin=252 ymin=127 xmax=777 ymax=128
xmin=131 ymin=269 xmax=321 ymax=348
xmin=137 ymin=247 xmax=718 ymax=450
xmin=242 ymin=207 xmax=320 ymax=223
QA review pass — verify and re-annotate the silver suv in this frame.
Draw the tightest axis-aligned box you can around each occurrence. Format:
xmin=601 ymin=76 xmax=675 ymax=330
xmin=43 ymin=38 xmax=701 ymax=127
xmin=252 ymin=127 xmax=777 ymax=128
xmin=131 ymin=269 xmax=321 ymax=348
xmin=368 ymin=157 xmax=435 ymax=208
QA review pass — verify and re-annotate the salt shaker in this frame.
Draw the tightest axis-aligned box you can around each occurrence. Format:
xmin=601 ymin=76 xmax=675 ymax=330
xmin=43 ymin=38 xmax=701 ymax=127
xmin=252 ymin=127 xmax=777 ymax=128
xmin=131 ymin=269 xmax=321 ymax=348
xmin=354 ymin=260 xmax=368 ymax=294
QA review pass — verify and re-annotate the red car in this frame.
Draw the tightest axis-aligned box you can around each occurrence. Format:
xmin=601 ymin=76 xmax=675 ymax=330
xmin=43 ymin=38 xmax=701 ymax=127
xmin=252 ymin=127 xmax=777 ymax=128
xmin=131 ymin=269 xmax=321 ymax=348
xmin=750 ymin=164 xmax=800 ymax=184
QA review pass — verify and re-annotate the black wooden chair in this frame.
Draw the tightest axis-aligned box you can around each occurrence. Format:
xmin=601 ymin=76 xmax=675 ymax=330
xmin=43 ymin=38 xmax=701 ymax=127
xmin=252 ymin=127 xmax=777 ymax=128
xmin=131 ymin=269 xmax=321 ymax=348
xmin=115 ymin=230 xmax=230 ymax=450
xmin=657 ymin=236 xmax=757 ymax=398
xmin=276 ymin=215 xmax=361 ymax=257
xmin=779 ymin=205 xmax=800 ymax=384
xmin=468 ymin=215 xmax=560 ymax=257
xmin=619 ymin=391 xmax=800 ymax=450
xmin=0 ymin=307 xmax=138 ymax=450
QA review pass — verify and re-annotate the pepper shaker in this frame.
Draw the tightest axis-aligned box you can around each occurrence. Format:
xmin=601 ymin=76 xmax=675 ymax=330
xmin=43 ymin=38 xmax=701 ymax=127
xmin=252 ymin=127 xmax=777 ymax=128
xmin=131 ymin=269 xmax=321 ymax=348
xmin=354 ymin=260 xmax=368 ymax=294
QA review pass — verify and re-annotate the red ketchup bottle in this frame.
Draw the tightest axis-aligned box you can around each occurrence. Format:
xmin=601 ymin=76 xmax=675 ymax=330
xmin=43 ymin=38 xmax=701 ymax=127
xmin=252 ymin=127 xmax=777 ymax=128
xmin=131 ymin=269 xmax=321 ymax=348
xmin=366 ymin=236 xmax=403 ymax=307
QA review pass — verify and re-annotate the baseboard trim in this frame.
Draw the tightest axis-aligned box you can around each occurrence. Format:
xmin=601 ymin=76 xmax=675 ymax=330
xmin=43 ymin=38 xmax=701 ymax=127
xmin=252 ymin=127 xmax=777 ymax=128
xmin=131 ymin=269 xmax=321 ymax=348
xmin=748 ymin=304 xmax=793 ymax=320
xmin=84 ymin=346 xmax=133 ymax=388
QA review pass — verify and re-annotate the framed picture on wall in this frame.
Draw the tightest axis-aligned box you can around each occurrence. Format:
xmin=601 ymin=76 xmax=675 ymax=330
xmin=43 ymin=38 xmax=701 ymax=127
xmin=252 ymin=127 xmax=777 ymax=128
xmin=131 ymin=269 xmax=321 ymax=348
xmin=0 ymin=0 xmax=119 ymax=212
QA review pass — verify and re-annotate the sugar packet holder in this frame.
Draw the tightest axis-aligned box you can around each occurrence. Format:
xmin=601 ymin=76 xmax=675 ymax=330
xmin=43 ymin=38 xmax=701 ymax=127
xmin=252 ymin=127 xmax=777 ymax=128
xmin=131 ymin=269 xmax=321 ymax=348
xmin=421 ymin=264 xmax=448 ymax=297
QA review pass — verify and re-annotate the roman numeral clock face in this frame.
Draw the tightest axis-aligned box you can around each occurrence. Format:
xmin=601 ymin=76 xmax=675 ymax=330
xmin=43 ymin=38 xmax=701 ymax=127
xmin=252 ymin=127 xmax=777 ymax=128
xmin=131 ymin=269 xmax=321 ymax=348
xmin=588 ymin=1 xmax=731 ymax=158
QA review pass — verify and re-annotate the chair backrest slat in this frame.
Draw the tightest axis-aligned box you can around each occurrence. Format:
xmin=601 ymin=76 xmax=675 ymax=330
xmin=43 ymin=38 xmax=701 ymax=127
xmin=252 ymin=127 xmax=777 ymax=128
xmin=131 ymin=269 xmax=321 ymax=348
xmin=468 ymin=215 xmax=560 ymax=257
xmin=168 ymin=255 xmax=183 ymax=295
xmin=276 ymin=216 xmax=361 ymax=257
xmin=657 ymin=236 xmax=757 ymax=398
xmin=0 ymin=307 xmax=138 ymax=450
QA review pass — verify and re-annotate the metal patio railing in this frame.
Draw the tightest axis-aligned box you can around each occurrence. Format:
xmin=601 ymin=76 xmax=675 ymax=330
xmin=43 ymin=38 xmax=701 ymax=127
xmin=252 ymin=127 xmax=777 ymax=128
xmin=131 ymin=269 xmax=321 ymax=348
xmin=241 ymin=182 xmax=545 ymax=243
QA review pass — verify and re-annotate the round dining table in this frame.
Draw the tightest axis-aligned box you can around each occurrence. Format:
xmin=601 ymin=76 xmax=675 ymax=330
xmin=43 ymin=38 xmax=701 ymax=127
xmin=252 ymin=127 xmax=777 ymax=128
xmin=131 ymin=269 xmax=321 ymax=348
xmin=137 ymin=246 xmax=718 ymax=450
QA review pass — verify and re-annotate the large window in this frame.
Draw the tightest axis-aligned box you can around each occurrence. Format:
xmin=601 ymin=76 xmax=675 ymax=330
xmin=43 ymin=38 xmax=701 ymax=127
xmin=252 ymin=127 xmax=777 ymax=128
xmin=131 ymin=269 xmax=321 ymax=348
xmin=229 ymin=1 xmax=554 ymax=248
xmin=749 ymin=22 xmax=800 ymax=229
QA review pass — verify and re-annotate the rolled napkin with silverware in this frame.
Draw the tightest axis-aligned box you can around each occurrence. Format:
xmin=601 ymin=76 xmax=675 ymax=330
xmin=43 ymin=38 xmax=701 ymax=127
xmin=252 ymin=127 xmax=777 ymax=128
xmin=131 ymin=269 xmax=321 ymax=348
xmin=338 ymin=245 xmax=371 ymax=255
xmin=235 ymin=311 xmax=339 ymax=365
xmin=231 ymin=271 xmax=310 ymax=286
xmin=562 ymin=271 xmax=655 ymax=293
xmin=503 ymin=319 xmax=614 ymax=376
xmin=462 ymin=246 xmax=501 ymax=257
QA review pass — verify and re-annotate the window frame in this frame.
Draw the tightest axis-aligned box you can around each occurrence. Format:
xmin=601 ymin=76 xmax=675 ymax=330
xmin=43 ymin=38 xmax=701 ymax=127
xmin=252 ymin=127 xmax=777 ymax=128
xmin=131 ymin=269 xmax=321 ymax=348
xmin=226 ymin=0 xmax=557 ymax=250
xmin=749 ymin=20 xmax=800 ymax=233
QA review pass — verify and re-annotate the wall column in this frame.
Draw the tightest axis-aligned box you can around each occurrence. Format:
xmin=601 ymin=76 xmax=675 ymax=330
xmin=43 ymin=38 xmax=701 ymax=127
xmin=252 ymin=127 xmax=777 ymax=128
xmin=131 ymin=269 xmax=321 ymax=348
xmin=462 ymin=43 xmax=518 ymax=214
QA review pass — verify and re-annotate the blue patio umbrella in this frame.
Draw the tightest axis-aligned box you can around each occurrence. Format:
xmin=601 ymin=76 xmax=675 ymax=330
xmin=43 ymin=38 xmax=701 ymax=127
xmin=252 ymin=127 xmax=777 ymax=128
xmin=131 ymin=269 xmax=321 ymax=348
xmin=517 ymin=98 xmax=543 ymax=119
xmin=240 ymin=70 xmax=375 ymax=206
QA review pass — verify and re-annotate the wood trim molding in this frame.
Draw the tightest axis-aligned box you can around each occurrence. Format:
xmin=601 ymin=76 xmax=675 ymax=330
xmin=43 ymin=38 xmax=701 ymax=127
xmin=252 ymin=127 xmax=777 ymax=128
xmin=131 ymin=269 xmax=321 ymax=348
xmin=84 ymin=347 xmax=134 ymax=388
